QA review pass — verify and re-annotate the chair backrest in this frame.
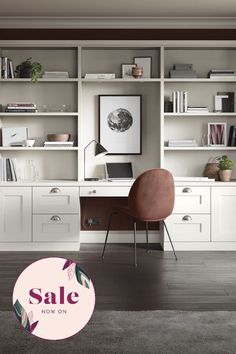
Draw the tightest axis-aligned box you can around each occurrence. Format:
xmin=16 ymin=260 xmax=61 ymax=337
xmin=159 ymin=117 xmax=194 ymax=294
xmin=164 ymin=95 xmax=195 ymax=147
xmin=128 ymin=168 xmax=175 ymax=222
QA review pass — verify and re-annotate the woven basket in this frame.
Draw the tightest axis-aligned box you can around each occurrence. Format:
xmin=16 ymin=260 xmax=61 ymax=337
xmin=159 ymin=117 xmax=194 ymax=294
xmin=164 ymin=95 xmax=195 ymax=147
xmin=203 ymin=158 xmax=220 ymax=180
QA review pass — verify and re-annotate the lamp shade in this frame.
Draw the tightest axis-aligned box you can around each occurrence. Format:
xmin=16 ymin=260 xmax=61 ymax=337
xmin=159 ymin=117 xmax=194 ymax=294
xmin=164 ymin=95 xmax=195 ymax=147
xmin=95 ymin=142 xmax=108 ymax=157
xmin=84 ymin=140 xmax=108 ymax=181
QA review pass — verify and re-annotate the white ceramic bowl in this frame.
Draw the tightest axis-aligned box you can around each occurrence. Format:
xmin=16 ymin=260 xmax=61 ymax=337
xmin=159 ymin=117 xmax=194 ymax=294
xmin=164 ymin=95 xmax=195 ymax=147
xmin=23 ymin=139 xmax=35 ymax=147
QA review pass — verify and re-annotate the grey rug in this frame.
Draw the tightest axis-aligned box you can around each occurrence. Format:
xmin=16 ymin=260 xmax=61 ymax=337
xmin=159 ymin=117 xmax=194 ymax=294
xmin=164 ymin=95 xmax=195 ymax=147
xmin=1 ymin=310 xmax=236 ymax=354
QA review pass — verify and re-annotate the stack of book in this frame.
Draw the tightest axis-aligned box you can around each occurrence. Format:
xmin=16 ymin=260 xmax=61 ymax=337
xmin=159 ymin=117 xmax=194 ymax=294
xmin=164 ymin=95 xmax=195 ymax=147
xmin=208 ymin=69 xmax=236 ymax=79
xmin=169 ymin=64 xmax=197 ymax=78
xmin=172 ymin=91 xmax=188 ymax=113
xmin=0 ymin=158 xmax=18 ymax=181
xmin=42 ymin=71 xmax=70 ymax=79
xmin=44 ymin=141 xmax=74 ymax=148
xmin=187 ymin=106 xmax=209 ymax=113
xmin=168 ymin=139 xmax=197 ymax=147
xmin=0 ymin=57 xmax=14 ymax=79
xmin=5 ymin=103 xmax=37 ymax=113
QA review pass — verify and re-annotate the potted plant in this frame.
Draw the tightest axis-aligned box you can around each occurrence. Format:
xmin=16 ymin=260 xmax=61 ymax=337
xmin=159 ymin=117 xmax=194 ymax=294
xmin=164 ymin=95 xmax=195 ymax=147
xmin=218 ymin=155 xmax=233 ymax=182
xmin=15 ymin=57 xmax=42 ymax=82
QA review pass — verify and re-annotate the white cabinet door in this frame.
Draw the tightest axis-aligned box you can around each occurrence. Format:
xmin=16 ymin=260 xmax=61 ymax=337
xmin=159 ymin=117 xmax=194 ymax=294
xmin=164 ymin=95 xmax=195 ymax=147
xmin=212 ymin=187 xmax=236 ymax=241
xmin=0 ymin=187 xmax=31 ymax=242
xmin=165 ymin=214 xmax=210 ymax=242
xmin=173 ymin=186 xmax=210 ymax=214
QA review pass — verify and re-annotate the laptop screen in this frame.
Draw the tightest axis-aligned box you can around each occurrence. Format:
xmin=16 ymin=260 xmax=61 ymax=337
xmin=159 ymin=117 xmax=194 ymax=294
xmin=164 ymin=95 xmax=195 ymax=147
xmin=106 ymin=162 xmax=133 ymax=179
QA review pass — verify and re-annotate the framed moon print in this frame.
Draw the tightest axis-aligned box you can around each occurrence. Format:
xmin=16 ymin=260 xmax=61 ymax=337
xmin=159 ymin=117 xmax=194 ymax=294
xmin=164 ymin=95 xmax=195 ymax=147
xmin=98 ymin=95 xmax=142 ymax=155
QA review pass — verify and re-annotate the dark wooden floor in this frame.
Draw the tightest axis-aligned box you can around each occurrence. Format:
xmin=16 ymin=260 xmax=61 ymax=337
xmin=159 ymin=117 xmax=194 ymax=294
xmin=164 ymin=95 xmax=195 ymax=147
xmin=1 ymin=244 xmax=236 ymax=311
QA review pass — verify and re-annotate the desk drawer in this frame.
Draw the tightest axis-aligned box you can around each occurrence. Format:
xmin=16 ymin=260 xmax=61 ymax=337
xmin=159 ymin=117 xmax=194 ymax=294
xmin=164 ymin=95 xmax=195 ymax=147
xmin=80 ymin=186 xmax=130 ymax=197
xmin=165 ymin=214 xmax=210 ymax=242
xmin=33 ymin=214 xmax=79 ymax=242
xmin=173 ymin=186 xmax=210 ymax=214
xmin=33 ymin=187 xmax=79 ymax=214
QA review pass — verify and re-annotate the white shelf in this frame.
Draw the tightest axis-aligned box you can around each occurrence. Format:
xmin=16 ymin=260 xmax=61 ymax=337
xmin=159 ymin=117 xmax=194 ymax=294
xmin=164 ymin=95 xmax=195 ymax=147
xmin=0 ymin=112 xmax=78 ymax=116
xmin=0 ymin=147 xmax=78 ymax=151
xmin=164 ymin=78 xmax=236 ymax=83
xmin=164 ymin=113 xmax=236 ymax=117
xmin=0 ymin=78 xmax=78 ymax=82
xmin=81 ymin=78 xmax=161 ymax=83
xmin=165 ymin=147 xmax=236 ymax=151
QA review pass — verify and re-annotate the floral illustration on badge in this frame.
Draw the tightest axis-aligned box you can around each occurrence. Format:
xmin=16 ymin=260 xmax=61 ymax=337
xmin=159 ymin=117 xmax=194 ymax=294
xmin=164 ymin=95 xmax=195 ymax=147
xmin=14 ymin=299 xmax=39 ymax=333
xmin=12 ymin=257 xmax=95 ymax=340
xmin=62 ymin=260 xmax=91 ymax=289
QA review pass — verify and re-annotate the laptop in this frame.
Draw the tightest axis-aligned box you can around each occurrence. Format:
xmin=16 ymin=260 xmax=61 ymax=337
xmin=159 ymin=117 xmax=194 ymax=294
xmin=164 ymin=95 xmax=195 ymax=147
xmin=105 ymin=162 xmax=135 ymax=181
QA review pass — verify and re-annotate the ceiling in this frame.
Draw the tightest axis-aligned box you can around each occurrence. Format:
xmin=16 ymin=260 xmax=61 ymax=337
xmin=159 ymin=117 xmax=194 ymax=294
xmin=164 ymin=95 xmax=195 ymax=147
xmin=1 ymin=0 xmax=236 ymax=17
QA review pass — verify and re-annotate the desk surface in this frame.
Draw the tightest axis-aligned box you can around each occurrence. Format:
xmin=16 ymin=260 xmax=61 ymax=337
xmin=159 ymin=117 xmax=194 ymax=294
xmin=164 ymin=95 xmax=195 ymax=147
xmin=0 ymin=179 xmax=236 ymax=187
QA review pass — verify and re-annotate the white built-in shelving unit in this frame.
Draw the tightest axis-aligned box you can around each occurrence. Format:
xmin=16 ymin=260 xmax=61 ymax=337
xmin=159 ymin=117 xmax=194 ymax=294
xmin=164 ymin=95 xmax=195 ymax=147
xmin=1 ymin=40 xmax=236 ymax=181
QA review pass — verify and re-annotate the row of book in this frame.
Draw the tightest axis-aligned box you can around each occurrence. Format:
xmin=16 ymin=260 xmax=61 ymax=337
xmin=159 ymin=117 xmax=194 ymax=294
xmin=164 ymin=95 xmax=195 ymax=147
xmin=0 ymin=57 xmax=14 ymax=79
xmin=172 ymin=91 xmax=188 ymax=113
xmin=0 ymin=158 xmax=18 ymax=181
xmin=5 ymin=102 xmax=37 ymax=113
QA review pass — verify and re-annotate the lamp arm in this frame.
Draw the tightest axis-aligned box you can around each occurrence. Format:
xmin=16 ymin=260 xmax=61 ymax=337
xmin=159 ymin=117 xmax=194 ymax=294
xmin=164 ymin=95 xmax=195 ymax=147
xmin=84 ymin=139 xmax=99 ymax=180
xmin=84 ymin=139 xmax=98 ymax=151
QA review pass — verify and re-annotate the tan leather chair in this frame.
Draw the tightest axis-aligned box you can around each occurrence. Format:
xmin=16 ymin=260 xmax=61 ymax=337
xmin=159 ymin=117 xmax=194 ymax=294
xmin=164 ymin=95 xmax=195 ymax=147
xmin=102 ymin=168 xmax=177 ymax=266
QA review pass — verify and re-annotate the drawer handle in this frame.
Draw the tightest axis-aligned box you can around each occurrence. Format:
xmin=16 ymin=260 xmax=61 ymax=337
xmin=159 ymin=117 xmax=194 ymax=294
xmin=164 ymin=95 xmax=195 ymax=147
xmin=89 ymin=190 xmax=97 ymax=194
xmin=51 ymin=216 xmax=61 ymax=222
xmin=182 ymin=187 xmax=192 ymax=193
xmin=50 ymin=187 xmax=61 ymax=194
xmin=182 ymin=215 xmax=192 ymax=222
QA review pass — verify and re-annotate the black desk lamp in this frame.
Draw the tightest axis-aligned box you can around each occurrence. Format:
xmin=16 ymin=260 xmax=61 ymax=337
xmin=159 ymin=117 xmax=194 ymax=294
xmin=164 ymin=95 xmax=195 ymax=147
xmin=84 ymin=140 xmax=108 ymax=181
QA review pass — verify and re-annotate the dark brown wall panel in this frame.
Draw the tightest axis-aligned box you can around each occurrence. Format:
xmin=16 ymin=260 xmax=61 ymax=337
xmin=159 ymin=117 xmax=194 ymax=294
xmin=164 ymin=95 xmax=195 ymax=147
xmin=81 ymin=197 xmax=159 ymax=231
xmin=1 ymin=29 xmax=236 ymax=40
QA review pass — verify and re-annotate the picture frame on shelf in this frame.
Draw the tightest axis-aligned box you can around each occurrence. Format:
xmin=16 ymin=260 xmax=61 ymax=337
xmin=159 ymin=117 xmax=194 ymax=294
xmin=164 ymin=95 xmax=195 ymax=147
xmin=207 ymin=122 xmax=226 ymax=146
xmin=133 ymin=57 xmax=152 ymax=78
xmin=121 ymin=64 xmax=137 ymax=78
xmin=2 ymin=127 xmax=28 ymax=147
xmin=98 ymin=95 xmax=142 ymax=155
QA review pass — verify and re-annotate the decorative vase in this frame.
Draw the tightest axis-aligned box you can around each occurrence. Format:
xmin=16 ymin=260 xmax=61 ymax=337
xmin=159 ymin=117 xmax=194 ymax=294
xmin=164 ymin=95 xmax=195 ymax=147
xmin=132 ymin=67 xmax=143 ymax=78
xmin=203 ymin=162 xmax=220 ymax=180
xmin=219 ymin=170 xmax=232 ymax=182
xmin=19 ymin=67 xmax=32 ymax=78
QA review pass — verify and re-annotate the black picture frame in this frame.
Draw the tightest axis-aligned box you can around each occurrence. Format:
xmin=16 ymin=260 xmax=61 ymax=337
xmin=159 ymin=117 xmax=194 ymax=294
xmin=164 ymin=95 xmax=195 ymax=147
xmin=98 ymin=95 xmax=142 ymax=155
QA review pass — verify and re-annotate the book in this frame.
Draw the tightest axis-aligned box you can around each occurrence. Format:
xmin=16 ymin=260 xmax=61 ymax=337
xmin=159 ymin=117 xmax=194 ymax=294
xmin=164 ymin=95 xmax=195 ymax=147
xmin=228 ymin=126 xmax=236 ymax=146
xmin=173 ymin=64 xmax=193 ymax=71
xmin=9 ymin=60 xmax=14 ymax=78
xmin=170 ymin=70 xmax=197 ymax=78
xmin=217 ymin=91 xmax=234 ymax=112
xmin=44 ymin=141 xmax=74 ymax=147
xmin=85 ymin=73 xmax=116 ymax=79
xmin=6 ymin=158 xmax=13 ymax=181
xmin=172 ymin=91 xmax=176 ymax=112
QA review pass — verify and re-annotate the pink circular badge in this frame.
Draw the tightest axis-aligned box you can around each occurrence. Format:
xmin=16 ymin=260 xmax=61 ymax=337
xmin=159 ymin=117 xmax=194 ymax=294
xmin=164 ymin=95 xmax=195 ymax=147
xmin=12 ymin=257 xmax=95 ymax=340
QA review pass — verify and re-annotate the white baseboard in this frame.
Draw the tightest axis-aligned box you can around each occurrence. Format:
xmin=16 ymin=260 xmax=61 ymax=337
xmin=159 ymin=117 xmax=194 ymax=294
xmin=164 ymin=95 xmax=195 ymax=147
xmin=164 ymin=242 xmax=236 ymax=251
xmin=80 ymin=230 xmax=161 ymax=243
xmin=0 ymin=242 xmax=80 ymax=252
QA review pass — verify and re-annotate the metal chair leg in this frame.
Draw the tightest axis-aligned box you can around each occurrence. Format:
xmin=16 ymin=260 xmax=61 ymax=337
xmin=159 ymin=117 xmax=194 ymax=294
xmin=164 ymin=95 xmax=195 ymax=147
xmin=102 ymin=212 xmax=114 ymax=260
xmin=163 ymin=220 xmax=178 ymax=261
xmin=145 ymin=222 xmax=149 ymax=253
xmin=133 ymin=221 xmax=137 ymax=267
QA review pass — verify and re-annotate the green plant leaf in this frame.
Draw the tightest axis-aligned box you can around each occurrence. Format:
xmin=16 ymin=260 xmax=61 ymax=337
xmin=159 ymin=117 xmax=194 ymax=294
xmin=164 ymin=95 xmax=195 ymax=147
xmin=75 ymin=265 xmax=90 ymax=289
